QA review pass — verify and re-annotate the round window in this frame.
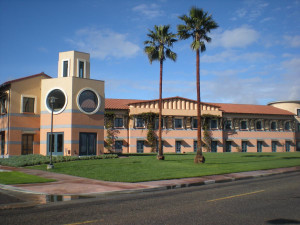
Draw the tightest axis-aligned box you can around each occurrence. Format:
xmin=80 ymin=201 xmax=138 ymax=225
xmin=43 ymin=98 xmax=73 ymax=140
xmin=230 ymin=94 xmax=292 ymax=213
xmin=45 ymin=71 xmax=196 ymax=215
xmin=46 ymin=88 xmax=67 ymax=114
xmin=77 ymin=89 xmax=100 ymax=114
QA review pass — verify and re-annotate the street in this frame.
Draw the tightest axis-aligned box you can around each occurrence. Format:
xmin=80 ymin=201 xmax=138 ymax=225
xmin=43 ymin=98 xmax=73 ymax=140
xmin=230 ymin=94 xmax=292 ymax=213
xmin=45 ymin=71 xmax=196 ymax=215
xmin=1 ymin=172 xmax=300 ymax=225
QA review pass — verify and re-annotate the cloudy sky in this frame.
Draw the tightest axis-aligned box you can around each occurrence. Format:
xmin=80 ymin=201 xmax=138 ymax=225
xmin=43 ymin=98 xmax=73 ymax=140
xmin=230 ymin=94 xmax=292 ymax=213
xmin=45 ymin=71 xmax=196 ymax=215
xmin=0 ymin=0 xmax=299 ymax=105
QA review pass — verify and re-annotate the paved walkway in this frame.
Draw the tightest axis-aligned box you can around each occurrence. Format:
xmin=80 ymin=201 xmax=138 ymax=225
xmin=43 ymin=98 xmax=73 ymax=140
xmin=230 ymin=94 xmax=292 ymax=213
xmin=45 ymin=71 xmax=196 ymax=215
xmin=1 ymin=165 xmax=300 ymax=209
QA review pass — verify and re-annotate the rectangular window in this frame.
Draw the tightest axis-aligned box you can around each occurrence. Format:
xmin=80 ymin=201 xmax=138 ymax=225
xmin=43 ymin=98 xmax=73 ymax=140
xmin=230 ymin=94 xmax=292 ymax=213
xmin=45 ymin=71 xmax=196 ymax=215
xmin=115 ymin=140 xmax=123 ymax=152
xmin=136 ymin=117 xmax=145 ymax=128
xmin=285 ymin=141 xmax=291 ymax=152
xmin=242 ymin=141 xmax=247 ymax=152
xmin=174 ymin=118 xmax=183 ymax=129
xmin=175 ymin=141 xmax=181 ymax=153
xmin=211 ymin=119 xmax=218 ymax=129
xmin=256 ymin=121 xmax=262 ymax=130
xmin=79 ymin=60 xmax=85 ymax=78
xmin=22 ymin=97 xmax=35 ymax=113
xmin=257 ymin=141 xmax=263 ymax=152
xmin=284 ymin=122 xmax=290 ymax=131
xmin=63 ymin=60 xmax=68 ymax=77
xmin=298 ymin=123 xmax=300 ymax=132
xmin=241 ymin=121 xmax=247 ymax=130
xmin=193 ymin=118 xmax=198 ymax=129
xmin=155 ymin=118 xmax=164 ymax=130
xmin=211 ymin=141 xmax=218 ymax=152
xmin=226 ymin=141 xmax=231 ymax=152
xmin=297 ymin=109 xmax=300 ymax=117
xmin=225 ymin=120 xmax=232 ymax=130
xmin=272 ymin=141 xmax=277 ymax=152
xmin=271 ymin=122 xmax=277 ymax=130
xmin=0 ymin=96 xmax=7 ymax=115
xmin=297 ymin=141 xmax=300 ymax=151
xmin=114 ymin=117 xmax=123 ymax=128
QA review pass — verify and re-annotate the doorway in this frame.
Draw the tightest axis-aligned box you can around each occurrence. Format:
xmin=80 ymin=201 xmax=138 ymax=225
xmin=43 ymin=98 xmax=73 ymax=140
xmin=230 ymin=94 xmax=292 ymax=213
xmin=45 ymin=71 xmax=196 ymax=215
xmin=79 ymin=133 xmax=97 ymax=156
xmin=22 ymin=134 xmax=34 ymax=155
xmin=47 ymin=132 xmax=64 ymax=156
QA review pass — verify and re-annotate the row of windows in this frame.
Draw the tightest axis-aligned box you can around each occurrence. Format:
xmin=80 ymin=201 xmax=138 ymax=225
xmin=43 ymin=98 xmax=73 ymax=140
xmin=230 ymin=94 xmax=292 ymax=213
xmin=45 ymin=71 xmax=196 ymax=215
xmin=109 ymin=116 xmax=293 ymax=131
xmin=110 ymin=140 xmax=293 ymax=153
xmin=62 ymin=59 xmax=86 ymax=78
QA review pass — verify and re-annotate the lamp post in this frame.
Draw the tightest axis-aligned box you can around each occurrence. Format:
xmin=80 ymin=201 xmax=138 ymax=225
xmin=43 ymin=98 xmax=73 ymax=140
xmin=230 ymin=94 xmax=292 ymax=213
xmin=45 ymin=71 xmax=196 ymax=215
xmin=47 ymin=96 xmax=56 ymax=170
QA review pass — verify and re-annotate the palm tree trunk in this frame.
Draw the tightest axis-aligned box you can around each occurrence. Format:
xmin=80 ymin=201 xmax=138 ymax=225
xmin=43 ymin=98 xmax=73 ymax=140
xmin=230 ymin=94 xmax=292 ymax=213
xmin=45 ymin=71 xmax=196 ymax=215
xmin=194 ymin=48 xmax=205 ymax=163
xmin=157 ymin=58 xmax=164 ymax=160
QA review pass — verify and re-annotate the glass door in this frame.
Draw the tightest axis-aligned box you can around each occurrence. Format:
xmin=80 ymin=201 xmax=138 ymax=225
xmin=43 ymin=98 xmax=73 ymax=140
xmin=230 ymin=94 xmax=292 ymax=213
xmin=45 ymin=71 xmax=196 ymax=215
xmin=79 ymin=133 xmax=97 ymax=156
xmin=137 ymin=141 xmax=144 ymax=153
xmin=0 ymin=132 xmax=5 ymax=155
xmin=22 ymin=134 xmax=33 ymax=155
xmin=257 ymin=141 xmax=263 ymax=152
xmin=47 ymin=132 xmax=64 ymax=156
xmin=211 ymin=141 xmax=217 ymax=152
xmin=226 ymin=141 xmax=231 ymax=152
xmin=176 ymin=141 xmax=181 ymax=153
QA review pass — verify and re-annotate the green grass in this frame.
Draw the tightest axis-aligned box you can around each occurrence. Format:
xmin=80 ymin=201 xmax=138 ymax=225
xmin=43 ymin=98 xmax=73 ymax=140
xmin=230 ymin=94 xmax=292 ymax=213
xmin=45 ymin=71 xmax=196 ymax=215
xmin=28 ymin=152 xmax=300 ymax=182
xmin=0 ymin=171 xmax=55 ymax=185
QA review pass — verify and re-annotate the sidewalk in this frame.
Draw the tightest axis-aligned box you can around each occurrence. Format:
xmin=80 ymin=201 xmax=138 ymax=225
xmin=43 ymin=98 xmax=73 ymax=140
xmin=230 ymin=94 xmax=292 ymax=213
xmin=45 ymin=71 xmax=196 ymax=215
xmin=1 ymin=165 xmax=300 ymax=209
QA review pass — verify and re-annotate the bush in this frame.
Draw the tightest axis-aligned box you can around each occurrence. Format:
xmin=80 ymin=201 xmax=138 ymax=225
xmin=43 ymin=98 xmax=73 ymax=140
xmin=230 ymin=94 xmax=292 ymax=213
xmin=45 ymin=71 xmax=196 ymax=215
xmin=0 ymin=154 xmax=118 ymax=167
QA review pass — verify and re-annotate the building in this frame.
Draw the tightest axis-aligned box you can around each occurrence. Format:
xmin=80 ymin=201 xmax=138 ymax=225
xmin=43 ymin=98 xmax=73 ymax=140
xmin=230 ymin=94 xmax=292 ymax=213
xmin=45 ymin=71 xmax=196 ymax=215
xmin=0 ymin=51 xmax=105 ymax=157
xmin=105 ymin=98 xmax=300 ymax=153
xmin=0 ymin=50 xmax=299 ymax=157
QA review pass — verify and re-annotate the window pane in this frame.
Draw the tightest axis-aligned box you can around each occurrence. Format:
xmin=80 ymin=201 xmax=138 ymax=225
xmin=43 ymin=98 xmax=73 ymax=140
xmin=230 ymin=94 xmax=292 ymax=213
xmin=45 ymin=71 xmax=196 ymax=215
xmin=57 ymin=134 xmax=63 ymax=152
xmin=285 ymin=122 xmax=290 ymax=130
xmin=241 ymin=121 xmax=247 ymax=129
xmin=78 ymin=90 xmax=99 ymax=113
xmin=136 ymin=118 xmax=144 ymax=127
xmin=23 ymin=97 xmax=35 ymax=113
xmin=175 ymin=119 xmax=182 ymax=128
xmin=46 ymin=89 xmax=66 ymax=112
xmin=79 ymin=61 xmax=84 ymax=78
xmin=63 ymin=61 xmax=68 ymax=77
xmin=242 ymin=141 xmax=247 ymax=152
xmin=114 ymin=118 xmax=123 ymax=127
xmin=211 ymin=119 xmax=217 ymax=129
xmin=115 ymin=141 xmax=123 ymax=150
xmin=225 ymin=120 xmax=232 ymax=130
xmin=271 ymin=122 xmax=276 ymax=130
xmin=193 ymin=119 xmax=198 ymax=129
xmin=256 ymin=121 xmax=262 ymax=130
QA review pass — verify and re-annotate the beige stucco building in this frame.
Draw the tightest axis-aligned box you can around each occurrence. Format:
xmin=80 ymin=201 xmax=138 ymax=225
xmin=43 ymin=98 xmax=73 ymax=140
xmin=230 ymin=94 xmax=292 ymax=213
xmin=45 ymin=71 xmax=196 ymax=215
xmin=0 ymin=50 xmax=299 ymax=157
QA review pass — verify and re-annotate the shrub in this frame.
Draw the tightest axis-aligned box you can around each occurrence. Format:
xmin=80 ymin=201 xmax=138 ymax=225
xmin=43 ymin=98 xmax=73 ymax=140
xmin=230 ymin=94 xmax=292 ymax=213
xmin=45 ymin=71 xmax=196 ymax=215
xmin=0 ymin=154 xmax=118 ymax=167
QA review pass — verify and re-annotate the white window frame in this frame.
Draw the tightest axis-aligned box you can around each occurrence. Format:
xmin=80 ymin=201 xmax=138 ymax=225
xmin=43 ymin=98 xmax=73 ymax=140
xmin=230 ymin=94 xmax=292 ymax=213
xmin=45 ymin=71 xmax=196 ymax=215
xmin=155 ymin=117 xmax=165 ymax=130
xmin=135 ymin=117 xmax=145 ymax=129
xmin=76 ymin=88 xmax=101 ymax=115
xmin=62 ymin=59 xmax=70 ymax=77
xmin=114 ymin=116 xmax=124 ymax=128
xmin=174 ymin=118 xmax=183 ymax=129
xmin=45 ymin=87 xmax=68 ymax=114
xmin=77 ymin=59 xmax=86 ymax=78
xmin=21 ymin=95 xmax=37 ymax=114
xmin=240 ymin=120 xmax=248 ymax=130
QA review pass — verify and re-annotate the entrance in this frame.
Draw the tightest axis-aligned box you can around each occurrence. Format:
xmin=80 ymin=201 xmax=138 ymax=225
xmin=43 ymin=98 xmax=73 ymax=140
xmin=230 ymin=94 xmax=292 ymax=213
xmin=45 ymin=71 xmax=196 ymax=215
xmin=47 ymin=132 xmax=64 ymax=155
xmin=22 ymin=134 xmax=34 ymax=155
xmin=79 ymin=133 xmax=97 ymax=156
xmin=176 ymin=141 xmax=181 ymax=153
xmin=137 ymin=140 xmax=144 ymax=153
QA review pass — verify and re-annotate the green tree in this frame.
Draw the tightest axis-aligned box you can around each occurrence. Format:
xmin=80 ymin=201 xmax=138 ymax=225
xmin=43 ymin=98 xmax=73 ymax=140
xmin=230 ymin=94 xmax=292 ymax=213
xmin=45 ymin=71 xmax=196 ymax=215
xmin=144 ymin=25 xmax=177 ymax=160
xmin=177 ymin=7 xmax=218 ymax=163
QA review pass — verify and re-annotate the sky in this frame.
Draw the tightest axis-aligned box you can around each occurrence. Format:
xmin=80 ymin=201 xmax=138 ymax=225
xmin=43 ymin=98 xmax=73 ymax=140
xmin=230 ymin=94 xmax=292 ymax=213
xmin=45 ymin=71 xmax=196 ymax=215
xmin=0 ymin=0 xmax=299 ymax=105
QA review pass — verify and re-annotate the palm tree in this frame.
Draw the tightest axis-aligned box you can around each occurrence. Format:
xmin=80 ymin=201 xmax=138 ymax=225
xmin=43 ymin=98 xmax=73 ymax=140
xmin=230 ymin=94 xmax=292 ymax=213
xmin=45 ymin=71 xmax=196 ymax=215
xmin=144 ymin=25 xmax=177 ymax=160
xmin=177 ymin=7 xmax=218 ymax=163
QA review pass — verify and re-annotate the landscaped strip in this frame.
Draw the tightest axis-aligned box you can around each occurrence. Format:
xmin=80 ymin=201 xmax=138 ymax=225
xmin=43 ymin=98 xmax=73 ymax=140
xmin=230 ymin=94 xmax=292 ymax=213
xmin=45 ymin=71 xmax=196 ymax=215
xmin=28 ymin=152 xmax=300 ymax=183
xmin=0 ymin=171 xmax=55 ymax=185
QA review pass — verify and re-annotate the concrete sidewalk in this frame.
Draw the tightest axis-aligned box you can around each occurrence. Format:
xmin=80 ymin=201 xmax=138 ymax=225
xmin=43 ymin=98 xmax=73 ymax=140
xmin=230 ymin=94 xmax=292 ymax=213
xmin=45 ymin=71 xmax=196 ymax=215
xmin=1 ymin=165 xmax=300 ymax=209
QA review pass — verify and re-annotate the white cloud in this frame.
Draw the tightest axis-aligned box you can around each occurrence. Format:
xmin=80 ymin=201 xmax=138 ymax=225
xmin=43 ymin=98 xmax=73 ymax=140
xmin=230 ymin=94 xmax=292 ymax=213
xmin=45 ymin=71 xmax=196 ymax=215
xmin=283 ymin=35 xmax=300 ymax=47
xmin=232 ymin=0 xmax=269 ymax=22
xmin=66 ymin=28 xmax=140 ymax=60
xmin=217 ymin=27 xmax=259 ymax=48
xmin=132 ymin=3 xmax=164 ymax=18
xmin=202 ymin=50 xmax=272 ymax=63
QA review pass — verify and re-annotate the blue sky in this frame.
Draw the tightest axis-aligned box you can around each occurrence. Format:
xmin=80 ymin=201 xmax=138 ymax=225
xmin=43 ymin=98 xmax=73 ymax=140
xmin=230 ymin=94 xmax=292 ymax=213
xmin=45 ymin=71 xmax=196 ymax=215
xmin=0 ymin=0 xmax=299 ymax=105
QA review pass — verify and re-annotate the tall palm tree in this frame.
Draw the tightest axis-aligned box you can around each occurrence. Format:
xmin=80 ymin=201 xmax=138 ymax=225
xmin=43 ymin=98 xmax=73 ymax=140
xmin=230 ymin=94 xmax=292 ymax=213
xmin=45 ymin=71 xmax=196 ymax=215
xmin=144 ymin=25 xmax=177 ymax=160
xmin=177 ymin=7 xmax=218 ymax=163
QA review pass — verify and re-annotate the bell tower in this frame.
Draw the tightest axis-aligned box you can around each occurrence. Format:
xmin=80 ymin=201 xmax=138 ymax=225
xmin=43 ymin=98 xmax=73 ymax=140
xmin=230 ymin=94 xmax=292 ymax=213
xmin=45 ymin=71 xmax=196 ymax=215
xmin=57 ymin=50 xmax=90 ymax=79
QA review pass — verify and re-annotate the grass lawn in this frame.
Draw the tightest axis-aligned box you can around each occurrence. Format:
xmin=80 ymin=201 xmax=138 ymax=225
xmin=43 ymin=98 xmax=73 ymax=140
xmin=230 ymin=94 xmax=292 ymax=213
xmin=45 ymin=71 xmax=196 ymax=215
xmin=0 ymin=171 xmax=55 ymax=185
xmin=28 ymin=152 xmax=300 ymax=182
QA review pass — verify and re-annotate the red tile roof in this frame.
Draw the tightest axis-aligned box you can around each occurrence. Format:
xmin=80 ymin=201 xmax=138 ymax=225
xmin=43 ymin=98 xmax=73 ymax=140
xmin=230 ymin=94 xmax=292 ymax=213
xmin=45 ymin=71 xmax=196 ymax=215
xmin=106 ymin=97 xmax=295 ymax=116
xmin=105 ymin=98 xmax=143 ymax=110
xmin=1 ymin=72 xmax=51 ymax=86
xmin=213 ymin=103 xmax=294 ymax=115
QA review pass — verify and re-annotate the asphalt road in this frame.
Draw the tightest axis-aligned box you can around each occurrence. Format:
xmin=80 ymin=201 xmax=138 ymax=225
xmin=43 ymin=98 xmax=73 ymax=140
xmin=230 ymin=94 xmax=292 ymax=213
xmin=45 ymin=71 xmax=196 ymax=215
xmin=1 ymin=172 xmax=300 ymax=225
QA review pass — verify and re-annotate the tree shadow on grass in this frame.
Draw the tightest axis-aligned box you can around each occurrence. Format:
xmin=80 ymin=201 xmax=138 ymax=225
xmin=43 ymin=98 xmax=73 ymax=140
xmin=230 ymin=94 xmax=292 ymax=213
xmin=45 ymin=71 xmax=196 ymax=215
xmin=281 ymin=157 xmax=300 ymax=160
xmin=242 ymin=155 xmax=274 ymax=158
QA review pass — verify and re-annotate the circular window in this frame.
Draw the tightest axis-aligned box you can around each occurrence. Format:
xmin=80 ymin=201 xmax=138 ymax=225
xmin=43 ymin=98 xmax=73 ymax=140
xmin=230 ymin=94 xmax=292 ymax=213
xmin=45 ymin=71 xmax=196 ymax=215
xmin=77 ymin=88 xmax=100 ymax=114
xmin=45 ymin=88 xmax=67 ymax=114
